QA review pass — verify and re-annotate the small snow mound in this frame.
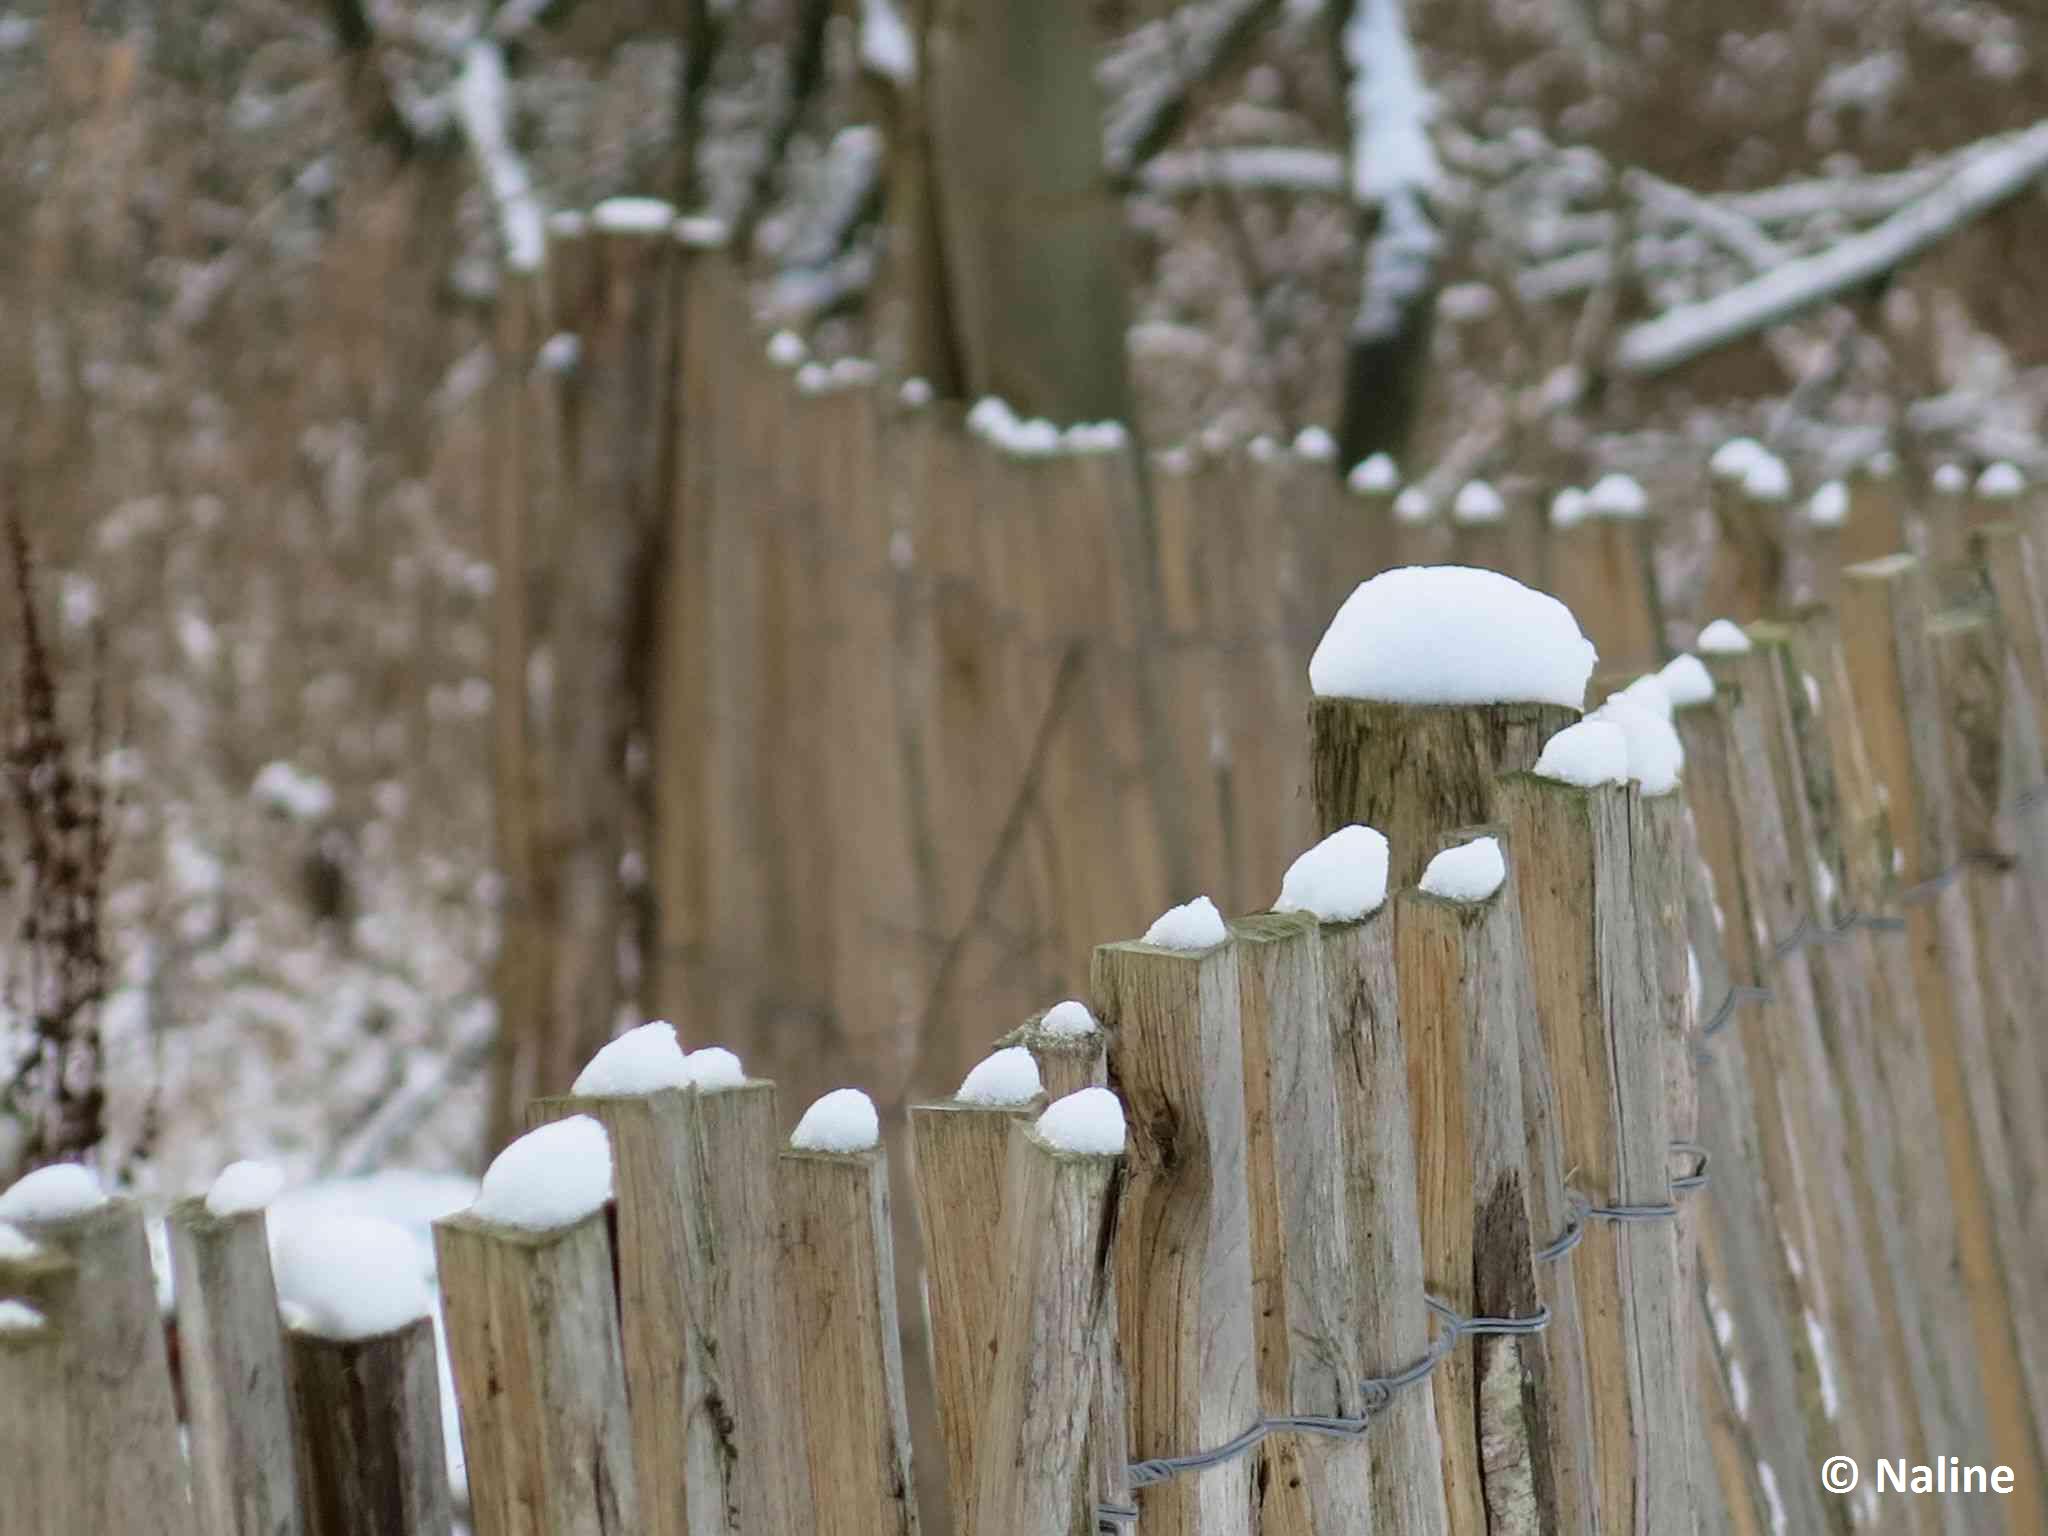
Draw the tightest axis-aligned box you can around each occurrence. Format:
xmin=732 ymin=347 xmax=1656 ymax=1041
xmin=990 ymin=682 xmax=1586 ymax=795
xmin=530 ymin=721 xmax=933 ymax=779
xmin=1294 ymin=426 xmax=1337 ymax=461
xmin=1591 ymin=696 xmax=1685 ymax=795
xmin=1807 ymin=480 xmax=1849 ymax=528
xmin=206 ymin=1160 xmax=284 ymax=1219
xmin=1248 ymin=435 xmax=1282 ymax=464
xmin=1697 ymin=619 xmax=1751 ymax=655
xmin=252 ymin=761 xmax=334 ymax=822
xmin=1309 ymin=566 xmax=1596 ymax=709
xmin=1932 ymin=463 xmax=1969 ymax=495
xmin=537 ymin=333 xmax=582 ymax=374
xmin=1978 ymin=461 xmax=2026 ymax=499
xmin=1065 ymin=421 xmax=1129 ymax=454
xmin=684 ymin=1047 xmax=746 ymax=1090
xmin=1348 ymin=453 xmax=1399 ymax=494
xmin=967 ymin=397 xmax=1014 ymax=436
xmin=1742 ymin=453 xmax=1791 ymax=502
xmin=1039 ymin=1000 xmax=1099 ymax=1038
xmin=0 ymin=1163 xmax=107 ymax=1222
xmin=1533 ymin=720 xmax=1629 ymax=788
xmin=591 ymin=197 xmax=675 ymax=234
xmin=791 ymin=1089 xmax=880 ymax=1153
xmin=0 ymin=1223 xmax=40 ymax=1262
xmin=1143 ymin=896 xmax=1228 ymax=951
xmin=1549 ymin=487 xmax=1590 ymax=529
xmin=1658 ymin=654 xmax=1715 ymax=707
xmin=1453 ymin=480 xmax=1505 ymax=524
xmin=573 ymin=1021 xmax=692 ymax=1096
xmin=1274 ymin=825 xmax=1390 ymax=922
xmin=272 ymin=1215 xmax=431 ymax=1340
xmin=830 ymin=357 xmax=879 ymax=388
xmin=1710 ymin=437 xmax=1765 ymax=480
xmin=1035 ymin=1088 xmax=1125 ymax=1156
xmin=899 ymin=376 xmax=933 ymax=408
xmin=1392 ymin=487 xmax=1434 ymax=523
xmin=1588 ymin=473 xmax=1648 ymax=518
xmin=957 ymin=1047 xmax=1043 ymax=1107
xmin=767 ymin=331 xmax=807 ymax=368
xmin=795 ymin=362 xmax=831 ymax=395
xmin=673 ymin=215 xmax=728 ymax=248
xmin=1612 ymin=673 xmax=1674 ymax=722
xmin=1419 ymin=837 xmax=1507 ymax=902
xmin=0 ymin=1299 xmax=45 ymax=1334
xmin=472 ymin=1117 xmax=612 ymax=1230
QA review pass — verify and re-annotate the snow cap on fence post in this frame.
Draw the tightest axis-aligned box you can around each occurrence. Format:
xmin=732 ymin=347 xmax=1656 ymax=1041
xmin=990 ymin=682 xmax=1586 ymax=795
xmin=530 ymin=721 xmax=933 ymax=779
xmin=571 ymin=1019 xmax=693 ymax=1095
xmin=1274 ymin=823 xmax=1391 ymax=921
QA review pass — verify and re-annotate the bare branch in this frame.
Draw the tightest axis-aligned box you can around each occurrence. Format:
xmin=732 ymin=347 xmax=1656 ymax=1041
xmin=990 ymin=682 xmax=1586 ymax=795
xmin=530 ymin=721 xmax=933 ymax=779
xmin=1138 ymin=145 xmax=1346 ymax=198
xmin=1102 ymin=0 xmax=1282 ymax=179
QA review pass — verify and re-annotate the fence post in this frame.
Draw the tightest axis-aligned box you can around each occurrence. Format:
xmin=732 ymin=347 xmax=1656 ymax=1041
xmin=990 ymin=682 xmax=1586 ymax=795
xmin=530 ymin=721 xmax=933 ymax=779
xmin=529 ymin=1078 xmax=814 ymax=1536
xmin=0 ymin=1240 xmax=70 ymax=1535
xmin=167 ymin=1198 xmax=303 ymax=1536
xmin=285 ymin=1317 xmax=452 ymax=1536
xmin=780 ymin=1121 xmax=921 ymax=1536
xmin=1493 ymin=775 xmax=1688 ymax=1536
xmin=1231 ymin=911 xmax=1373 ymax=1536
xmin=1841 ymin=556 xmax=2048 ymax=1521
xmin=434 ymin=1205 xmax=639 ymax=1536
xmin=971 ymin=1106 xmax=1123 ymax=1536
xmin=1094 ymin=928 xmax=1256 ymax=1536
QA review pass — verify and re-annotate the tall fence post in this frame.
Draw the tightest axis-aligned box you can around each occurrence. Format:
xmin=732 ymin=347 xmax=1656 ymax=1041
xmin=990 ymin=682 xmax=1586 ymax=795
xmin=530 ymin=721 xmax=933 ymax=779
xmin=168 ymin=1198 xmax=303 ymax=1536
xmin=0 ymin=1239 xmax=70 ymax=1535
xmin=1095 ymin=926 xmax=1256 ymax=1536
xmin=285 ymin=1317 xmax=452 ymax=1536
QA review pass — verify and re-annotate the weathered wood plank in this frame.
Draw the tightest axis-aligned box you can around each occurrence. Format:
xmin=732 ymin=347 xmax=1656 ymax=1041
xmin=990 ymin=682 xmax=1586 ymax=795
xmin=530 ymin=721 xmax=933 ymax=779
xmin=285 ymin=1319 xmax=452 ymax=1536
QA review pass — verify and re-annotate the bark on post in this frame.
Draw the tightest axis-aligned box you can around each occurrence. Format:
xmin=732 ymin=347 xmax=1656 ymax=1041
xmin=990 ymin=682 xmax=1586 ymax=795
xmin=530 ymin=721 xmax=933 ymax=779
xmin=168 ymin=1199 xmax=303 ymax=1536
xmin=1094 ymin=932 xmax=1257 ymax=1536
xmin=1310 ymin=698 xmax=1575 ymax=887
xmin=285 ymin=1319 xmax=452 ymax=1536
xmin=779 ymin=1141 xmax=922 ymax=1536
xmin=0 ymin=1246 xmax=71 ymax=1536
xmin=1000 ymin=1005 xmax=1109 ymax=1099
xmin=970 ymin=1117 xmax=1122 ymax=1536
xmin=433 ymin=1207 xmax=640 ymax=1536
xmin=1841 ymin=557 xmax=2048 ymax=1521
xmin=526 ymin=1081 xmax=814 ymax=1536
xmin=1230 ymin=911 xmax=1373 ymax=1536
xmin=1493 ymin=775 xmax=1688 ymax=1536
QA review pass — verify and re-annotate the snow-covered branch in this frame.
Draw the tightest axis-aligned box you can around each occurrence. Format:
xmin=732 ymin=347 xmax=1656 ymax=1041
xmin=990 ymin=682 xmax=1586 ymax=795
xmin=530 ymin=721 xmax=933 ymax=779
xmin=1102 ymin=0 xmax=1281 ymax=178
xmin=1139 ymin=146 xmax=1346 ymax=198
xmin=1342 ymin=0 xmax=1444 ymax=343
xmin=454 ymin=40 xmax=546 ymax=273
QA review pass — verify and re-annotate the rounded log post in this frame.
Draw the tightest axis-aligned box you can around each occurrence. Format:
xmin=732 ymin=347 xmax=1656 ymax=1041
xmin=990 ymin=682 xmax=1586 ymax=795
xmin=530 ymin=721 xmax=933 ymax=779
xmin=971 ymin=1108 xmax=1123 ymax=1536
xmin=434 ymin=1206 xmax=639 ymax=1536
xmin=168 ymin=1198 xmax=303 ymax=1536
xmin=779 ymin=1134 xmax=921 ymax=1536
xmin=285 ymin=1317 xmax=452 ymax=1536
xmin=1310 ymin=698 xmax=1575 ymax=888
xmin=1230 ymin=911 xmax=1372 ymax=1536
xmin=1493 ymin=775 xmax=1689 ymax=1536
xmin=1094 ymin=928 xmax=1256 ymax=1536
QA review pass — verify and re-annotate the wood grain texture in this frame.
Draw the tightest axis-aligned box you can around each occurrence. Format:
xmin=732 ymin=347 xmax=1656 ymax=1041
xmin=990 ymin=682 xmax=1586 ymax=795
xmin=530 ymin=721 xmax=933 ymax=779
xmin=1094 ymin=935 xmax=1257 ymax=1536
xmin=780 ymin=1144 xmax=922 ymax=1536
xmin=168 ymin=1199 xmax=303 ymax=1536
xmin=433 ymin=1207 xmax=639 ymax=1536
xmin=0 ymin=1245 xmax=74 ymax=1535
xmin=1001 ymin=1007 xmax=1109 ymax=1099
xmin=285 ymin=1319 xmax=451 ymax=1536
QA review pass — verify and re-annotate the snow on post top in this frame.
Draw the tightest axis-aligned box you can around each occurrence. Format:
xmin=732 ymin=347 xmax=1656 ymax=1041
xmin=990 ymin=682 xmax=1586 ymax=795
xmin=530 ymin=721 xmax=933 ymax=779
xmin=252 ymin=761 xmax=334 ymax=822
xmin=1452 ymin=480 xmax=1505 ymax=524
xmin=1274 ymin=824 xmax=1390 ymax=922
xmin=1590 ymin=695 xmax=1684 ymax=795
xmin=1932 ymin=463 xmax=1969 ymax=495
xmin=791 ymin=1089 xmax=880 ymax=1153
xmin=1348 ymin=453 xmax=1399 ymax=494
xmin=471 ymin=1116 xmax=613 ymax=1230
xmin=1035 ymin=1088 xmax=1126 ymax=1156
xmin=1549 ymin=487 xmax=1590 ymax=529
xmin=0 ymin=1299 xmax=46 ymax=1334
xmin=573 ymin=1021 xmax=692 ymax=1096
xmin=271 ymin=1215 xmax=432 ymax=1340
xmin=1418 ymin=837 xmax=1507 ymax=902
xmin=1709 ymin=437 xmax=1764 ymax=480
xmin=1532 ymin=719 xmax=1629 ymax=788
xmin=1612 ymin=673 xmax=1674 ymax=722
xmin=767 ymin=330 xmax=807 ymax=368
xmin=1807 ymin=481 xmax=1849 ymax=528
xmin=957 ymin=1047 xmax=1043 ymax=1107
xmin=1308 ymin=566 xmax=1597 ymax=709
xmin=1392 ymin=487 xmax=1434 ymax=523
xmin=0 ymin=1222 xmax=40 ymax=1262
xmin=0 ymin=1162 xmax=108 ymax=1222
xmin=1658 ymin=654 xmax=1716 ymax=707
xmin=206 ymin=1160 xmax=285 ymax=1219
xmin=1039 ymin=1000 xmax=1100 ymax=1038
xmin=591 ymin=197 xmax=676 ymax=235
xmin=1142 ymin=895 xmax=1228 ymax=951
xmin=684 ymin=1047 xmax=746 ymax=1089
xmin=1293 ymin=426 xmax=1337 ymax=461
xmin=1741 ymin=453 xmax=1791 ymax=502
xmin=1587 ymin=473 xmax=1648 ymax=518
xmin=1978 ymin=461 xmax=2027 ymax=498
xmin=1697 ymin=619 xmax=1752 ymax=655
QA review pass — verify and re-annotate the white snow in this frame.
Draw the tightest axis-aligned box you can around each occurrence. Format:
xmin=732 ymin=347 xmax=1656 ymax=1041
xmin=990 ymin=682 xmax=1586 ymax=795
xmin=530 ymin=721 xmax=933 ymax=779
xmin=471 ymin=1116 xmax=613 ymax=1230
xmin=791 ymin=1089 xmax=880 ymax=1153
xmin=205 ymin=1160 xmax=284 ymax=1218
xmin=966 ymin=396 xmax=1014 ymax=437
xmin=1658 ymin=654 xmax=1715 ymax=707
xmin=272 ymin=1214 xmax=433 ymax=1340
xmin=1710 ymin=437 xmax=1765 ymax=480
xmin=1532 ymin=720 xmax=1630 ymax=788
xmin=1420 ymin=836 xmax=1506 ymax=901
xmin=957 ymin=1047 xmax=1043 ymax=1107
xmin=1587 ymin=473 xmax=1648 ymax=518
xmin=1274 ymin=824 xmax=1390 ymax=921
xmin=899 ymin=376 xmax=933 ymax=408
xmin=1804 ymin=1309 xmax=1840 ymax=1419
xmin=252 ymin=761 xmax=335 ymax=822
xmin=1309 ymin=566 xmax=1597 ymax=709
xmin=1343 ymin=0 xmax=1442 ymax=203
xmin=1039 ymin=1000 xmax=1099 ymax=1038
xmin=1612 ymin=673 xmax=1674 ymax=721
xmin=1549 ymin=487 xmax=1591 ymax=529
xmin=1248 ymin=434 xmax=1281 ymax=464
xmin=0 ymin=1163 xmax=108 ymax=1221
xmin=1741 ymin=453 xmax=1791 ymax=502
xmin=1035 ymin=1088 xmax=1126 ymax=1156
xmin=0 ymin=1223 xmax=40 ymax=1261
xmin=1730 ymin=1360 xmax=1751 ymax=1420
xmin=0 ymin=1299 xmax=45 ymax=1334
xmin=1978 ymin=461 xmax=2027 ymax=498
xmin=1807 ymin=480 xmax=1849 ymax=527
xmin=1293 ymin=426 xmax=1337 ymax=461
xmin=1758 ymin=1462 xmax=1787 ymax=1536
xmin=1933 ymin=462 xmax=1969 ymax=495
xmin=1349 ymin=453 xmax=1399 ymax=494
xmin=572 ymin=1021 xmax=692 ymax=1096
xmin=673 ymin=215 xmax=728 ymax=249
xmin=767 ymin=331 xmax=807 ymax=368
xmin=1065 ymin=421 xmax=1129 ymax=454
xmin=683 ymin=1047 xmax=746 ymax=1090
xmin=796 ymin=363 xmax=831 ymax=395
xmin=1866 ymin=448 xmax=1898 ymax=479
xmin=1392 ymin=487 xmax=1434 ymax=523
xmin=453 ymin=40 xmax=545 ymax=272
xmin=830 ymin=358 xmax=880 ymax=388
xmin=591 ymin=197 xmax=676 ymax=235
xmin=1697 ymin=619 xmax=1752 ymax=655
xmin=537 ymin=333 xmax=581 ymax=374
xmin=1590 ymin=696 xmax=1685 ymax=796
xmin=1143 ymin=895 xmax=1229 ymax=950
xmin=1452 ymin=480 xmax=1505 ymax=524
xmin=858 ymin=0 xmax=916 ymax=84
